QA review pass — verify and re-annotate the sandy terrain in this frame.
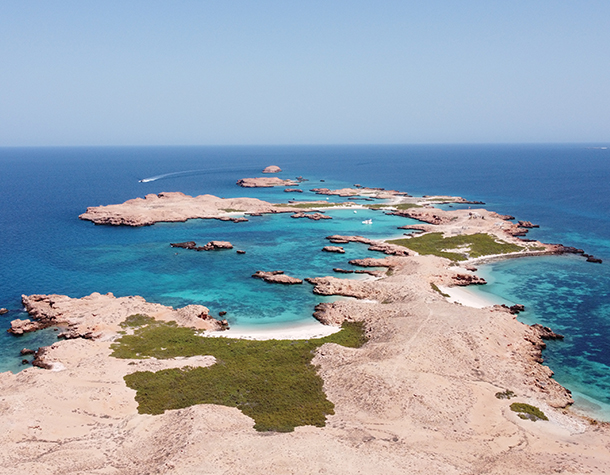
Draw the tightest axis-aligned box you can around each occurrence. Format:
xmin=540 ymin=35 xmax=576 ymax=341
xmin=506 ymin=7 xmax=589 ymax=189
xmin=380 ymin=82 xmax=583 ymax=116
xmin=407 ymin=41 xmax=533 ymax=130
xmin=1 ymin=195 xmax=608 ymax=474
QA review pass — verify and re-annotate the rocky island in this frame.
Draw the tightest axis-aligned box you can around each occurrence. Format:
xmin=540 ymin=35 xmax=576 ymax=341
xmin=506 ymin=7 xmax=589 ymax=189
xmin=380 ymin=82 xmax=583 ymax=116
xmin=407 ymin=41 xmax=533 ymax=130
xmin=2 ymin=180 xmax=609 ymax=474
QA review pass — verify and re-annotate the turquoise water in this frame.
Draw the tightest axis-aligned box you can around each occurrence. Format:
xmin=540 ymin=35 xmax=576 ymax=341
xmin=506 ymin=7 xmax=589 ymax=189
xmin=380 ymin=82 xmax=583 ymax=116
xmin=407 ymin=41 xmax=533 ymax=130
xmin=470 ymin=256 xmax=610 ymax=420
xmin=1 ymin=144 xmax=609 ymax=422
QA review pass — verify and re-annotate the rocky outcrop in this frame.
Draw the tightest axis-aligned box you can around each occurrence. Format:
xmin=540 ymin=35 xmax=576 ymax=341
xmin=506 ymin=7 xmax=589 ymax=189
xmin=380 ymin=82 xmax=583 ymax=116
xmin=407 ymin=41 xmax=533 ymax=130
xmin=171 ymin=241 xmax=233 ymax=251
xmin=291 ymin=212 xmax=332 ymax=220
xmin=326 ymin=235 xmax=373 ymax=245
xmin=310 ymin=188 xmax=358 ymax=197
xmin=0 ymin=308 xmax=8 ymax=315
xmin=57 ymin=329 xmax=95 ymax=340
xmin=354 ymin=270 xmax=385 ymax=277
xmin=312 ymin=302 xmax=353 ymax=326
xmin=20 ymin=293 xmax=223 ymax=338
xmin=333 ymin=268 xmax=354 ymax=274
xmin=348 ymin=258 xmax=395 ymax=268
xmin=495 ymin=304 xmax=525 ymax=315
xmin=79 ymin=192 xmax=288 ymax=226
xmin=520 ymin=328 xmax=574 ymax=406
xmin=284 ymin=188 xmax=303 ymax=193
xmin=8 ymin=319 xmax=41 ymax=335
xmin=311 ymin=187 xmax=409 ymax=200
xmin=586 ymin=255 xmax=603 ymax=263
xmin=367 ymin=242 xmax=409 ymax=257
xmin=322 ymin=246 xmax=345 ymax=253
xmin=32 ymin=346 xmax=54 ymax=370
xmin=201 ymin=241 xmax=234 ymax=251
xmin=531 ymin=323 xmax=564 ymax=340
xmin=305 ymin=277 xmax=381 ymax=299
xmin=493 ymin=213 xmax=515 ymax=220
xmin=171 ymin=241 xmax=197 ymax=249
xmin=237 ymin=177 xmax=297 ymax=188
xmin=451 ymin=274 xmax=487 ymax=286
xmin=518 ymin=221 xmax=539 ymax=228
xmin=252 ymin=271 xmax=303 ymax=285
xmin=323 ymin=235 xmax=409 ymax=256
xmin=390 ymin=208 xmax=452 ymax=225
xmin=262 ymin=165 xmax=281 ymax=173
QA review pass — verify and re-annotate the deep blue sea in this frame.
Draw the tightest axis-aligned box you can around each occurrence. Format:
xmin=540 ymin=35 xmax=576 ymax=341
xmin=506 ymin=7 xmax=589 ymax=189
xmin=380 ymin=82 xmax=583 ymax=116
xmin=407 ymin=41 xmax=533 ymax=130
xmin=1 ymin=144 xmax=609 ymax=419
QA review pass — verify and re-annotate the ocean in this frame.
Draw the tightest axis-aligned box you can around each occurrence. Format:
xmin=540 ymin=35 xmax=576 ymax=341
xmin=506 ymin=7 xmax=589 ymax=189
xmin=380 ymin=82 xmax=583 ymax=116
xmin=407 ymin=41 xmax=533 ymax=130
xmin=1 ymin=144 xmax=609 ymax=420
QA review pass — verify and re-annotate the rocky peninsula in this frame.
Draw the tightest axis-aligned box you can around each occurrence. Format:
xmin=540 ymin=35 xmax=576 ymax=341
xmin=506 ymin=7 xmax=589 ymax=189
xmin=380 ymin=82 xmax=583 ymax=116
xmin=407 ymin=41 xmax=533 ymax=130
xmin=2 ymin=182 xmax=609 ymax=474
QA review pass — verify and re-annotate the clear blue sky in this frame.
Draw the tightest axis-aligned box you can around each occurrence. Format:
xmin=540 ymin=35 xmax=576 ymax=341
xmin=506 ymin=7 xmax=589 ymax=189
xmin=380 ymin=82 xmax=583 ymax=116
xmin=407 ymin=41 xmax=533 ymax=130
xmin=1 ymin=1 xmax=608 ymax=146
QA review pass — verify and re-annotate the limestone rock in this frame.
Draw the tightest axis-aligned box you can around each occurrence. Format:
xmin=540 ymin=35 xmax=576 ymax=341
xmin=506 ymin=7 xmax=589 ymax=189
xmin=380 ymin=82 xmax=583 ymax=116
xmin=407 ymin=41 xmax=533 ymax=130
xmin=322 ymin=246 xmax=345 ymax=253
xmin=262 ymin=165 xmax=282 ymax=173
xmin=236 ymin=177 xmax=297 ymax=188
xmin=291 ymin=212 xmax=332 ymax=220
xmin=252 ymin=271 xmax=303 ymax=285
xmin=451 ymin=274 xmax=487 ymax=286
xmin=8 ymin=319 xmax=40 ymax=335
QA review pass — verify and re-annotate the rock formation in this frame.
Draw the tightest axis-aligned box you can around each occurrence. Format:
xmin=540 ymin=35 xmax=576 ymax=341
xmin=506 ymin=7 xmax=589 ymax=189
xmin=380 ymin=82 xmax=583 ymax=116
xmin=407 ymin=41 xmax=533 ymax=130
xmin=237 ymin=177 xmax=297 ymax=188
xmin=322 ymin=246 xmax=345 ymax=253
xmin=252 ymin=271 xmax=303 ymax=285
xmin=531 ymin=323 xmax=565 ymax=340
xmin=262 ymin=165 xmax=281 ymax=173
xmin=79 ymin=192 xmax=292 ymax=226
xmin=19 ymin=293 xmax=224 ymax=338
xmin=348 ymin=257 xmax=395 ymax=268
xmin=390 ymin=208 xmax=452 ymax=225
xmin=291 ymin=212 xmax=332 ymax=220
xmin=171 ymin=241 xmax=233 ymax=251
xmin=451 ymin=274 xmax=487 ymax=286
xmin=8 ymin=319 xmax=40 ymax=335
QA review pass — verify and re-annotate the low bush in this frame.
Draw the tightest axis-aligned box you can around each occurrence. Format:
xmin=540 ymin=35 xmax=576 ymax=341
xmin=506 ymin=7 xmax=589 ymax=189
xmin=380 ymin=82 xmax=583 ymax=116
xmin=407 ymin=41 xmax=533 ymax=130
xmin=111 ymin=318 xmax=367 ymax=432
xmin=510 ymin=402 xmax=548 ymax=421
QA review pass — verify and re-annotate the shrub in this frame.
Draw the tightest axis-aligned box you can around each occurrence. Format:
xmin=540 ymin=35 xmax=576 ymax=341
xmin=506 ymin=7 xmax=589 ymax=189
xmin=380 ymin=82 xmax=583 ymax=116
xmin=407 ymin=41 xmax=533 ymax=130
xmin=510 ymin=402 xmax=548 ymax=421
xmin=112 ymin=317 xmax=367 ymax=432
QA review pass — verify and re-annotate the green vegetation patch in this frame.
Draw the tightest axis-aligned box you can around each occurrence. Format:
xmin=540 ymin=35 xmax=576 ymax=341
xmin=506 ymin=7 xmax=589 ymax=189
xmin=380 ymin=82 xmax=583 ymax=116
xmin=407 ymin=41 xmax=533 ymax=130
xmin=387 ymin=233 xmax=523 ymax=261
xmin=120 ymin=313 xmax=155 ymax=328
xmin=221 ymin=208 xmax=244 ymax=213
xmin=430 ymin=283 xmax=450 ymax=298
xmin=111 ymin=318 xmax=367 ymax=432
xmin=495 ymin=389 xmax=516 ymax=400
xmin=510 ymin=402 xmax=548 ymax=421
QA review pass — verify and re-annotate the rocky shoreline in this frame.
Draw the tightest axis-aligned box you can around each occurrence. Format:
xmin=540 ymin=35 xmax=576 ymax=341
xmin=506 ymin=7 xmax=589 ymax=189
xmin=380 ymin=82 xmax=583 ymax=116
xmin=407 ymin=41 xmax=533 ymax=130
xmin=2 ymin=179 xmax=608 ymax=474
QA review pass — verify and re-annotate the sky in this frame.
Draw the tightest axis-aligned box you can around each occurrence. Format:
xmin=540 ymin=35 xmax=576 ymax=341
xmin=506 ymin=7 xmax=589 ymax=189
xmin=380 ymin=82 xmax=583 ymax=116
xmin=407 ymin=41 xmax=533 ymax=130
xmin=1 ymin=1 xmax=609 ymax=146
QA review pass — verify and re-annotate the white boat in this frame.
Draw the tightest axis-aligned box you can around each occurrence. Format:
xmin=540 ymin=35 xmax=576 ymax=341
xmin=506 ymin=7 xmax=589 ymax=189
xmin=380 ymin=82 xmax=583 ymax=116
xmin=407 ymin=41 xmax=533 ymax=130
xmin=362 ymin=219 xmax=372 ymax=224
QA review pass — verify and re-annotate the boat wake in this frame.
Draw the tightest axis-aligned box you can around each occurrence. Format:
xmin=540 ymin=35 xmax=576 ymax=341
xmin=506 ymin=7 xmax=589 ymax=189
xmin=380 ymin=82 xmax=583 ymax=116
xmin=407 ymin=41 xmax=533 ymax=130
xmin=139 ymin=166 xmax=259 ymax=183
